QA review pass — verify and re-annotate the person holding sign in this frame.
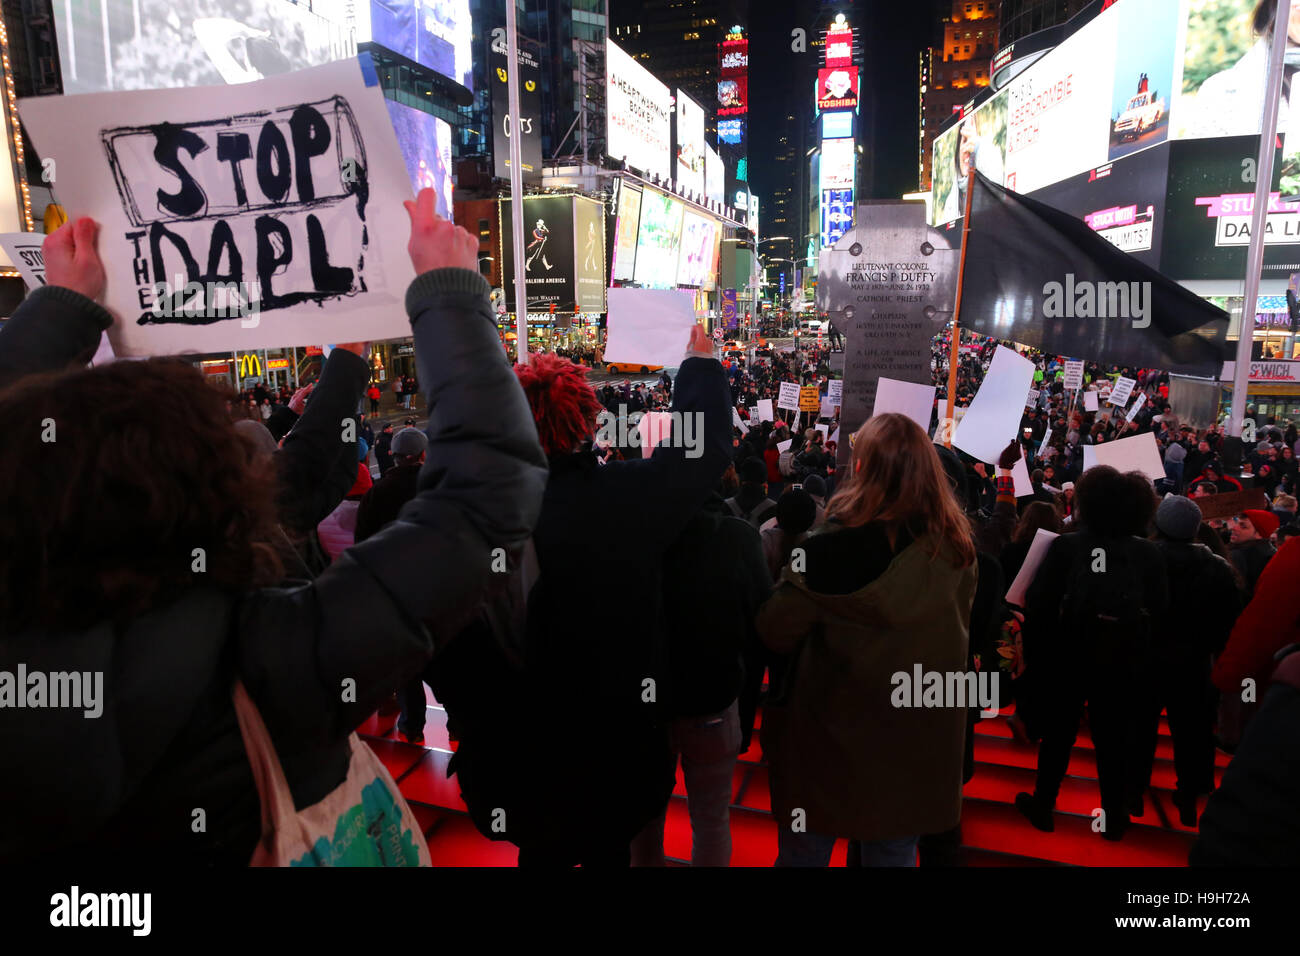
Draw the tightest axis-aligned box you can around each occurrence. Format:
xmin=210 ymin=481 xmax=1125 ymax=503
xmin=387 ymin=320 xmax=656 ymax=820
xmin=1014 ymin=467 xmax=1169 ymax=842
xmin=757 ymin=413 xmax=977 ymax=866
xmin=0 ymin=189 xmax=550 ymax=866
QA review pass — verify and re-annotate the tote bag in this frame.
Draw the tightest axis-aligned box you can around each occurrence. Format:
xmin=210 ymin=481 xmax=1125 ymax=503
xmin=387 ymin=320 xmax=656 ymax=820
xmin=233 ymin=681 xmax=431 ymax=866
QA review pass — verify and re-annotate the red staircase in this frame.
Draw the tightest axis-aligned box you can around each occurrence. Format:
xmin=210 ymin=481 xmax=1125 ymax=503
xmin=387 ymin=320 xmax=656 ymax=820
xmin=357 ymin=690 xmax=1221 ymax=866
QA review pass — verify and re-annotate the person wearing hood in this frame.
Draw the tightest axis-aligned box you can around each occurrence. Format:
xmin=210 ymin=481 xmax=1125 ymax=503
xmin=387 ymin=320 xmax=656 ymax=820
xmin=726 ymin=458 xmax=779 ymax=529
xmin=757 ymin=414 xmax=978 ymax=866
xmin=1163 ymin=439 xmax=1187 ymax=494
xmin=0 ymin=194 xmax=548 ymax=865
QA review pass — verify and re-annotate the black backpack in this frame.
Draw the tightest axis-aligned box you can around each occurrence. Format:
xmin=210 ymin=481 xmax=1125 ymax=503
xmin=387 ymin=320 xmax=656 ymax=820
xmin=1059 ymin=538 xmax=1152 ymax=664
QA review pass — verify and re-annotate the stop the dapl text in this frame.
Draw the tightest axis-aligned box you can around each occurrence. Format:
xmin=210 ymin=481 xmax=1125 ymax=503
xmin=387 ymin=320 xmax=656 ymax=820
xmin=105 ymin=97 xmax=372 ymax=325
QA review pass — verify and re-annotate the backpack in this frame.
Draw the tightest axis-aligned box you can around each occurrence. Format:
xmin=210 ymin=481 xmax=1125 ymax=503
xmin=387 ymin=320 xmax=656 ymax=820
xmin=725 ymin=495 xmax=776 ymax=530
xmin=778 ymin=449 xmax=796 ymax=477
xmin=1059 ymin=538 xmax=1152 ymax=666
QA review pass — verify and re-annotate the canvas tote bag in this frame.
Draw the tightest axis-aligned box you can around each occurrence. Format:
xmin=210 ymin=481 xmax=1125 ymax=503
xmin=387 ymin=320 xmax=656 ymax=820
xmin=232 ymin=680 xmax=431 ymax=866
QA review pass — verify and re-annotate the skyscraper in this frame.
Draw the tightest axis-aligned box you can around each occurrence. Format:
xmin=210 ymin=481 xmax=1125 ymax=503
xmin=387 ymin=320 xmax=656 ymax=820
xmin=919 ymin=0 xmax=999 ymax=191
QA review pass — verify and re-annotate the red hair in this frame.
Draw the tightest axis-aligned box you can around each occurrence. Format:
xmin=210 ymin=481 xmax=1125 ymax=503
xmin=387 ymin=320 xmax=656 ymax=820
xmin=513 ymin=353 xmax=603 ymax=456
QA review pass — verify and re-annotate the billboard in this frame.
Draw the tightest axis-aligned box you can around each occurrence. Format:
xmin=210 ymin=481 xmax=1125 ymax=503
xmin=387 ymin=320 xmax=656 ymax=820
xmin=352 ymin=0 xmax=473 ymax=90
xmin=634 ymin=189 xmax=685 ymax=289
xmin=705 ymin=146 xmax=725 ymax=205
xmin=677 ymin=212 xmax=720 ymax=289
xmin=816 ymin=67 xmax=859 ymax=112
xmin=611 ymin=182 xmax=643 ymax=282
xmin=821 ymin=188 xmax=853 ymax=249
xmin=676 ymin=90 xmax=707 ymax=195
xmin=820 ymin=137 xmax=856 ymax=192
xmin=718 ymin=118 xmax=745 ymax=145
xmin=718 ymin=77 xmax=748 ymax=117
xmin=606 ymin=39 xmax=673 ymax=181
xmin=55 ymin=0 xmax=355 ymax=93
xmin=385 ymin=101 xmax=454 ymax=220
xmin=489 ymin=29 xmax=543 ymax=184
xmin=824 ymin=19 xmax=853 ymax=68
xmin=500 ymin=196 xmax=577 ymax=311
xmin=573 ymin=196 xmax=607 ymax=313
xmin=822 ymin=110 xmax=853 ymax=139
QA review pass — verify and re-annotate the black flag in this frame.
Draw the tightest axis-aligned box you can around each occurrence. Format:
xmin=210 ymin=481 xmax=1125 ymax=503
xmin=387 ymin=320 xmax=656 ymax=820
xmin=956 ymin=172 xmax=1228 ymax=376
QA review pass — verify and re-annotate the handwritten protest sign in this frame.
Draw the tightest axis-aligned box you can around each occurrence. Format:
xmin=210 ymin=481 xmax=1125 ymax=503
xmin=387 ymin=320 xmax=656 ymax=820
xmin=1108 ymin=376 xmax=1136 ymax=407
xmin=0 ymin=233 xmax=46 ymax=289
xmin=799 ymin=386 xmax=821 ymax=412
xmin=1063 ymin=360 xmax=1084 ymax=391
xmin=19 ymin=56 xmax=416 ymax=357
xmin=777 ymin=381 xmax=801 ymax=413
xmin=827 ymin=379 xmax=843 ymax=405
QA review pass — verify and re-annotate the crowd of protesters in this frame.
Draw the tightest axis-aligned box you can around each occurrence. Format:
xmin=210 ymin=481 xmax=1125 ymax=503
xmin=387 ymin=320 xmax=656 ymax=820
xmin=1 ymin=198 xmax=1297 ymax=869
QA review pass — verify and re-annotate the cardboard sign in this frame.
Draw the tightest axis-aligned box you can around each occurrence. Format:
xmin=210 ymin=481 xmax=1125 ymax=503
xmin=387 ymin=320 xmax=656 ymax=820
xmin=1193 ymin=488 xmax=1269 ymax=521
xmin=1081 ymin=432 xmax=1165 ymax=482
xmin=827 ymin=379 xmax=843 ymax=405
xmin=19 ymin=57 xmax=417 ymax=357
xmin=1108 ymin=376 xmax=1136 ymax=407
xmin=756 ymin=399 xmax=774 ymax=422
xmin=1125 ymin=391 xmax=1147 ymax=423
xmin=953 ymin=346 xmax=1036 ymax=464
xmin=1025 ymin=388 xmax=1040 ymax=407
xmin=1083 ymin=390 xmax=1100 ymax=412
xmin=777 ymin=438 xmax=793 ymax=453
xmin=799 ymin=386 xmax=821 ymax=412
xmin=777 ymin=381 xmax=801 ymax=412
xmin=732 ymin=407 xmax=745 ymax=429
xmin=0 ymin=232 xmax=47 ymax=289
xmin=1005 ymin=528 xmax=1060 ymax=608
xmin=1063 ymin=360 xmax=1084 ymax=391
xmin=605 ymin=288 xmax=699 ymax=367
xmin=873 ymin=376 xmax=936 ymax=435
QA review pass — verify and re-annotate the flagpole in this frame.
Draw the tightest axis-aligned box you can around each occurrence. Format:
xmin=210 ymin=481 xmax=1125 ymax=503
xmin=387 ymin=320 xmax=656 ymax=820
xmin=944 ymin=164 xmax=978 ymax=447
xmin=1230 ymin=0 xmax=1291 ymax=438
xmin=506 ymin=0 xmax=530 ymax=366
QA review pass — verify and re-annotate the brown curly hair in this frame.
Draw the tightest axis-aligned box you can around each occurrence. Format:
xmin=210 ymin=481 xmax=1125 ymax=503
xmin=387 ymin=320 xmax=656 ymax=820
xmin=0 ymin=358 xmax=283 ymax=632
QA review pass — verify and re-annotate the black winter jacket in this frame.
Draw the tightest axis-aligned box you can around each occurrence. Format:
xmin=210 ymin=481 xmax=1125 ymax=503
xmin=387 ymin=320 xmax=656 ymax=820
xmin=0 ymin=270 xmax=547 ymax=865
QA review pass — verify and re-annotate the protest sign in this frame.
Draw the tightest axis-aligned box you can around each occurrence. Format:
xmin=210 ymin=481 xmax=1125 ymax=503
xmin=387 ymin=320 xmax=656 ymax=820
xmin=0 ymin=233 xmax=46 ymax=289
xmin=732 ymin=407 xmax=745 ymax=429
xmin=756 ymin=399 xmax=774 ymax=422
xmin=820 ymin=398 xmax=837 ymax=419
xmin=777 ymin=381 xmax=801 ymax=413
xmin=815 ymin=423 xmax=829 ymax=442
xmin=1063 ymin=360 xmax=1084 ymax=391
xmin=19 ymin=57 xmax=417 ymax=357
xmin=799 ymin=386 xmax=821 ymax=412
xmin=605 ymin=288 xmax=699 ymax=367
xmin=1025 ymin=388 xmax=1039 ymax=407
xmin=1006 ymin=529 xmax=1060 ymax=607
xmin=953 ymin=346 xmax=1036 ymax=463
xmin=777 ymin=439 xmax=792 ymax=453
xmin=1083 ymin=390 xmax=1100 ymax=412
xmin=1193 ymin=489 xmax=1269 ymax=521
xmin=1125 ymin=391 xmax=1147 ymax=423
xmin=1108 ymin=376 xmax=1136 ymax=407
xmin=1082 ymin=432 xmax=1165 ymax=482
xmin=872 ymin=377 xmax=936 ymax=435
xmin=1038 ymin=426 xmax=1053 ymax=455
xmin=827 ymin=379 xmax=843 ymax=405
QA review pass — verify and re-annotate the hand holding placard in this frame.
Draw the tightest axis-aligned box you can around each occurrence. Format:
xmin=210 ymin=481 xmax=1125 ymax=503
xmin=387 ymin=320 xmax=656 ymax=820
xmin=44 ymin=218 xmax=106 ymax=302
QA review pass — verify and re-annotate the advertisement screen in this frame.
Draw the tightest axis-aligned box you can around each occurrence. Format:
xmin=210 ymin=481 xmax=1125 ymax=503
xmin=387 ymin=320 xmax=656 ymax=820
xmin=824 ymin=23 xmax=853 ymax=68
xmin=363 ymin=0 xmax=473 ymax=90
xmin=611 ymin=183 xmax=642 ymax=282
xmin=490 ymin=29 xmax=543 ymax=184
xmin=822 ymin=110 xmax=853 ymax=139
xmin=676 ymin=90 xmax=706 ymax=195
xmin=634 ymin=190 xmax=685 ymax=289
xmin=720 ymin=39 xmax=748 ymax=75
xmin=931 ymin=0 xmax=1188 ymax=224
xmin=821 ymin=188 xmax=853 ymax=249
xmin=55 ymin=0 xmax=354 ymax=93
xmin=677 ymin=212 xmax=719 ymax=288
xmin=573 ymin=197 xmax=607 ymax=313
xmin=718 ymin=77 xmax=748 ymax=116
xmin=718 ymin=118 xmax=745 ymax=145
xmin=819 ymin=137 xmax=856 ymax=192
xmin=606 ymin=39 xmax=673 ymax=181
xmin=816 ymin=67 xmax=859 ymax=112
xmin=705 ymin=146 xmax=725 ymax=205
xmin=385 ymin=101 xmax=454 ymax=219
xmin=500 ymin=196 xmax=577 ymax=311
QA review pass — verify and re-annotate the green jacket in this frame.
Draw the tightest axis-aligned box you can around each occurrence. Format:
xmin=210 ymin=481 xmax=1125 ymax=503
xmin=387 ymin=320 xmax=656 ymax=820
xmin=757 ymin=531 xmax=976 ymax=842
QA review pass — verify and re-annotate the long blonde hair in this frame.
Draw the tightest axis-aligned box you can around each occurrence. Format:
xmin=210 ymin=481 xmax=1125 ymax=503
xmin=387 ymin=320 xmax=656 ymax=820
xmin=825 ymin=413 xmax=976 ymax=568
